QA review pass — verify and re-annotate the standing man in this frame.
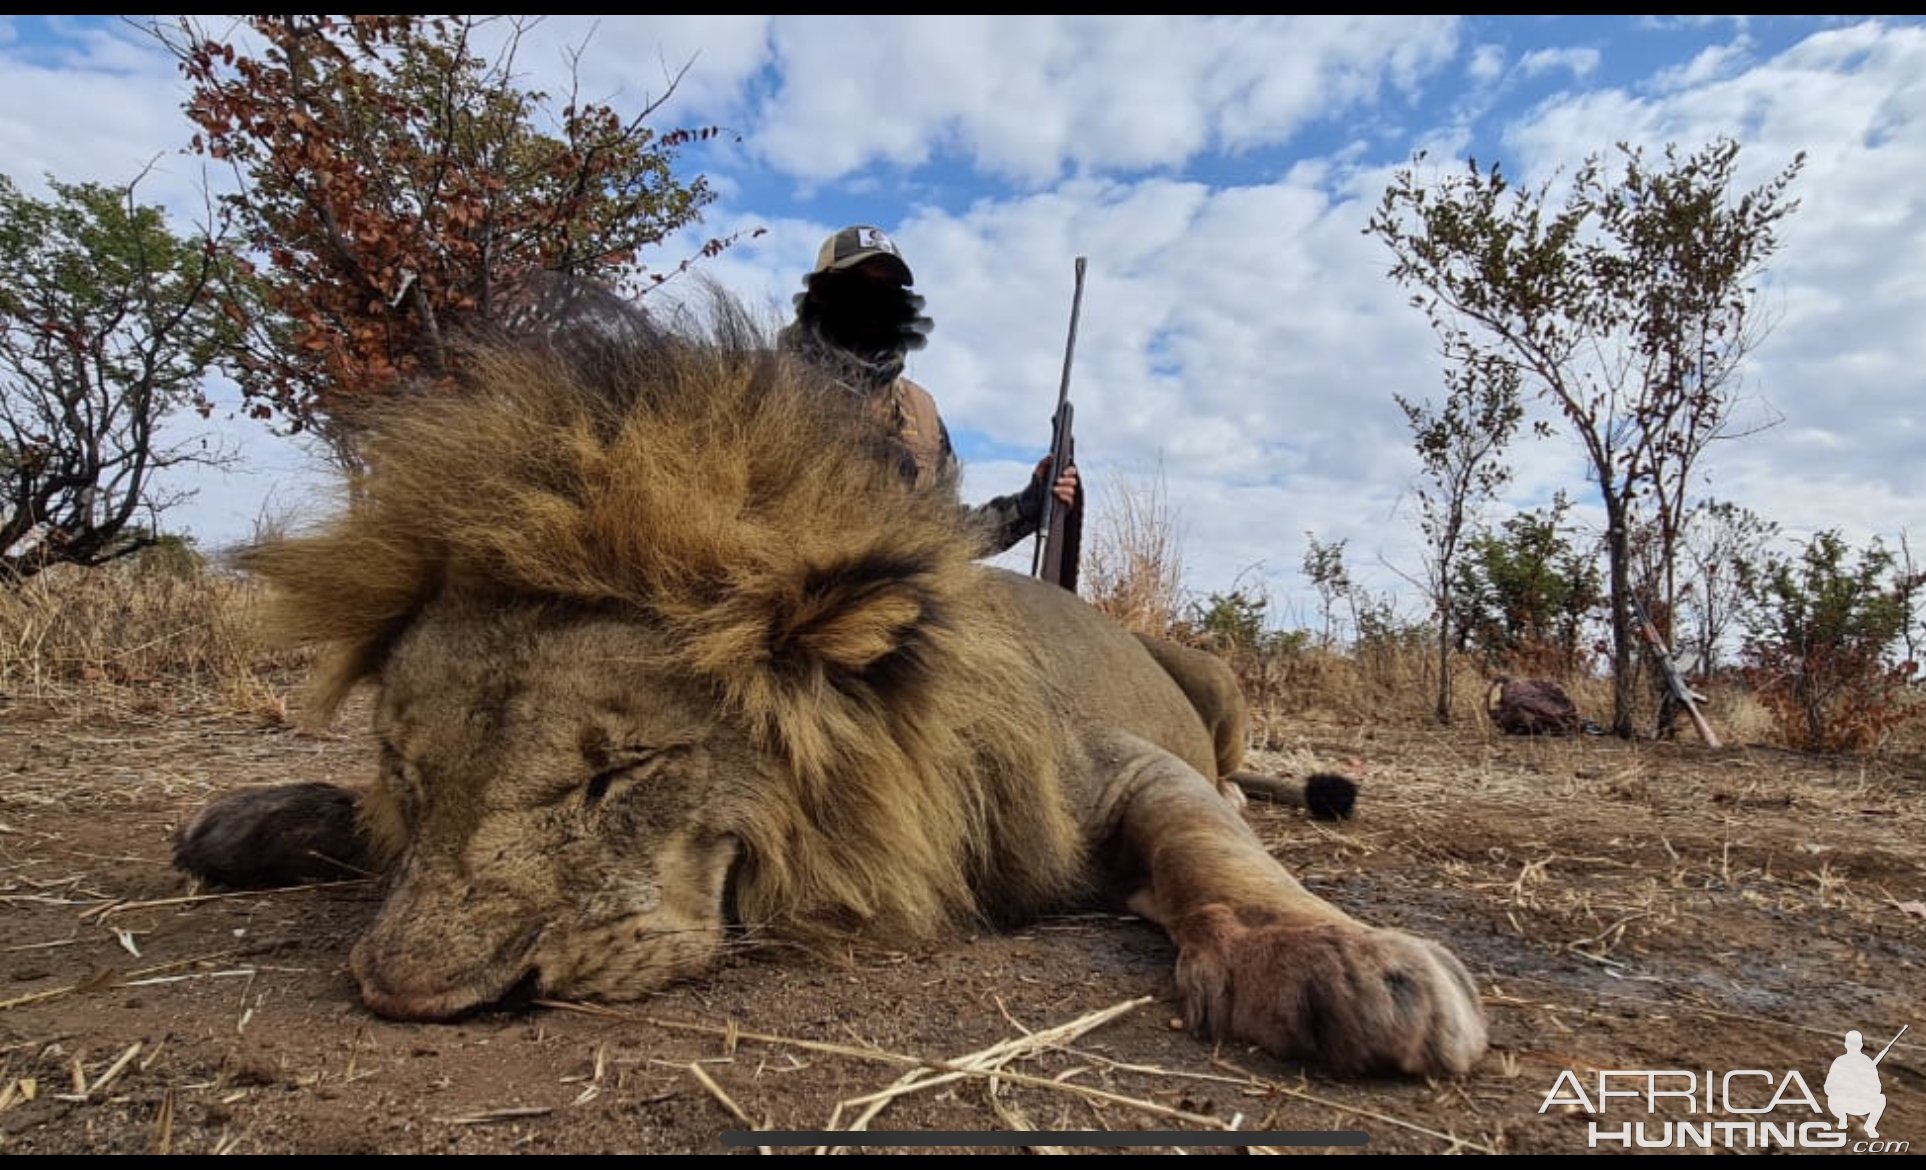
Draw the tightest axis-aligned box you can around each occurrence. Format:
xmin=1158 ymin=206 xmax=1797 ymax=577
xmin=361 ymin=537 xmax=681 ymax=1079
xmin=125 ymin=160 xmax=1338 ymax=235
xmin=778 ymin=224 xmax=1078 ymax=558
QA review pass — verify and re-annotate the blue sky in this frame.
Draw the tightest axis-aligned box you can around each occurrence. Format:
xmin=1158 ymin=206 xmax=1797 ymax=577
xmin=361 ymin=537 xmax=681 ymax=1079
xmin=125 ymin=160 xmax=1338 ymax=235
xmin=3 ymin=16 xmax=1923 ymax=629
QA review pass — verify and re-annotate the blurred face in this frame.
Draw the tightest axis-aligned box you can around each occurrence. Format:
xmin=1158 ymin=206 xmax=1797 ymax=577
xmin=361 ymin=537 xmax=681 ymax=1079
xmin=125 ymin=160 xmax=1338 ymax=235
xmin=844 ymin=255 xmax=910 ymax=286
xmin=804 ymin=260 xmax=920 ymax=356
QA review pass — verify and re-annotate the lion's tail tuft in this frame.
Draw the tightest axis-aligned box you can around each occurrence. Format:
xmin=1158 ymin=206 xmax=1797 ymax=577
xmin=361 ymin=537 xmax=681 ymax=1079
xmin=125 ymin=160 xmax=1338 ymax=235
xmin=1226 ymin=770 xmax=1360 ymax=820
xmin=1302 ymin=772 xmax=1359 ymax=821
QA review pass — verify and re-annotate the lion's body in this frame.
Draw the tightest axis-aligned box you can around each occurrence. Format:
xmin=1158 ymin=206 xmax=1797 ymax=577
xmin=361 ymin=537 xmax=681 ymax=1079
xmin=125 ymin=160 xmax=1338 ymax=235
xmin=174 ymin=294 xmax=1487 ymax=1076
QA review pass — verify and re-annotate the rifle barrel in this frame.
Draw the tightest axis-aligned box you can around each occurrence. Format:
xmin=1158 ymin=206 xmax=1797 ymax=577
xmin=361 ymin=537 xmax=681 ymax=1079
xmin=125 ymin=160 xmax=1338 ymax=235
xmin=1055 ymin=257 xmax=1087 ymax=412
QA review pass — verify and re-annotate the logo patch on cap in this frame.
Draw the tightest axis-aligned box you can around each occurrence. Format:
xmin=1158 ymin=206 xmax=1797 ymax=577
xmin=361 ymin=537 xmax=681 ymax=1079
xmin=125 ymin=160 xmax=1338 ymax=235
xmin=814 ymin=225 xmax=914 ymax=280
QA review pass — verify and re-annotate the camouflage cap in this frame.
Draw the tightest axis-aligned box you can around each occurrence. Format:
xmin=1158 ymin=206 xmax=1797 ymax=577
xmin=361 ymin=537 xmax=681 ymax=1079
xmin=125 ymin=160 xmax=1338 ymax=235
xmin=811 ymin=225 xmax=913 ymax=283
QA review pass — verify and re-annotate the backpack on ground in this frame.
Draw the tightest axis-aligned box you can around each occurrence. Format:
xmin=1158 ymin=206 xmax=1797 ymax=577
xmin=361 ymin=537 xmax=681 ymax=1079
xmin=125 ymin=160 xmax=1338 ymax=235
xmin=1486 ymin=676 xmax=1595 ymax=736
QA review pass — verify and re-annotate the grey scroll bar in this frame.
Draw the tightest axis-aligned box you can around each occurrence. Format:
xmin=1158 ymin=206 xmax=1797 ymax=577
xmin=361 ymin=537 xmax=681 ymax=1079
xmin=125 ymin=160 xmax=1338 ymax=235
xmin=721 ymin=1129 xmax=1370 ymax=1148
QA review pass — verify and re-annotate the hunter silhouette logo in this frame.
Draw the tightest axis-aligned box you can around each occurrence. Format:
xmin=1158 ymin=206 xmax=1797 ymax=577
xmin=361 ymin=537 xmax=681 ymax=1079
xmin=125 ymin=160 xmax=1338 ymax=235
xmin=1828 ymin=1026 xmax=1905 ymax=1139
xmin=1539 ymin=1023 xmax=1911 ymax=1152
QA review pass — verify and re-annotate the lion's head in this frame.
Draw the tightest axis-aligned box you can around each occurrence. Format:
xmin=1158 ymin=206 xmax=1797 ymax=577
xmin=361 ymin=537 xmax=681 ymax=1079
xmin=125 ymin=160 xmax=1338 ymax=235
xmin=238 ymin=293 xmax=1087 ymax=1019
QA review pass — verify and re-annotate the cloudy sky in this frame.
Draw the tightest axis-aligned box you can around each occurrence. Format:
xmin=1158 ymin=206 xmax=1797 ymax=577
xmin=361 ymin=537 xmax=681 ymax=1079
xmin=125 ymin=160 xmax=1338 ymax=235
xmin=3 ymin=15 xmax=1922 ymax=629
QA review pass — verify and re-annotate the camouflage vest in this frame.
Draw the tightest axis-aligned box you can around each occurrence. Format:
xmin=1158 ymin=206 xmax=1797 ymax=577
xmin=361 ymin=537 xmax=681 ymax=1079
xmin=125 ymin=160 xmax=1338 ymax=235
xmin=871 ymin=376 xmax=948 ymax=491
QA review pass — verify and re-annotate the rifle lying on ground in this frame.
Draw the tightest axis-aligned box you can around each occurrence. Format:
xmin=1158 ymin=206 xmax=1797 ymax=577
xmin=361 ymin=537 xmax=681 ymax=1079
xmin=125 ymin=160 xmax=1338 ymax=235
xmin=1031 ymin=256 xmax=1087 ymax=592
xmin=1632 ymin=595 xmax=1722 ymax=748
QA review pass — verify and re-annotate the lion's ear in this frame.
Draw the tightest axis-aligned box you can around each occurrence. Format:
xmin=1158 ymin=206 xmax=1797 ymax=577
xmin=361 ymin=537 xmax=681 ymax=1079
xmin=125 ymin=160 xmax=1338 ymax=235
xmin=683 ymin=549 xmax=952 ymax=698
xmin=766 ymin=553 xmax=933 ymax=675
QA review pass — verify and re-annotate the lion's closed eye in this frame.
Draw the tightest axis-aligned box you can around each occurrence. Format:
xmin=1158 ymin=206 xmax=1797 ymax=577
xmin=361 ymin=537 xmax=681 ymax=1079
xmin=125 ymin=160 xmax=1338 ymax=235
xmin=580 ymin=745 xmax=687 ymax=811
xmin=582 ymin=768 xmax=622 ymax=810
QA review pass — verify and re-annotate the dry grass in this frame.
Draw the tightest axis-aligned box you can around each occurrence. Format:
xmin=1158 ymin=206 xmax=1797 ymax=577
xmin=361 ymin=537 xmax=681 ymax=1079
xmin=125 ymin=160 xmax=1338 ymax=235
xmin=540 ymin=995 xmax=1447 ymax=1153
xmin=1704 ymin=686 xmax=1777 ymax=745
xmin=1081 ymin=469 xmax=1185 ymax=639
xmin=1227 ymin=637 xmax=1926 ymax=756
xmin=0 ymin=557 xmax=301 ymax=721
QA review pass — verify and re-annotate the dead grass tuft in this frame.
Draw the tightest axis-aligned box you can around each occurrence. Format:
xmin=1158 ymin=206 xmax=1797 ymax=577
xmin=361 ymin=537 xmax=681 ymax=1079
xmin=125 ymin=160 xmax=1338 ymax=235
xmin=1082 ymin=469 xmax=1186 ymax=639
xmin=0 ymin=557 xmax=307 ymax=718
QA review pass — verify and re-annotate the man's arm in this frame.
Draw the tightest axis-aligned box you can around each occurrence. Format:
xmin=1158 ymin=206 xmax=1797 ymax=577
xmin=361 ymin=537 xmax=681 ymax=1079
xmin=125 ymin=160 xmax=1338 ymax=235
xmin=925 ymin=412 xmax=1075 ymax=557
xmin=971 ymin=478 xmax=1047 ymax=555
xmin=924 ymin=417 xmax=1037 ymax=554
xmin=970 ymin=458 xmax=1081 ymax=557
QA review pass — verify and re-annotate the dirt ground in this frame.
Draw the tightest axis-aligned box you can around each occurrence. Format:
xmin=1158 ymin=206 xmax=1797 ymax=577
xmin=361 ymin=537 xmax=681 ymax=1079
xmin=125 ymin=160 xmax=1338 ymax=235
xmin=0 ymin=690 xmax=1920 ymax=1155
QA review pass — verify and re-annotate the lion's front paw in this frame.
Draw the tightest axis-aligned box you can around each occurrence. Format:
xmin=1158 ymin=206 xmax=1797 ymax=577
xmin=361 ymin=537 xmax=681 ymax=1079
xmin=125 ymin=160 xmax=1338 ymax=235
xmin=1174 ymin=904 xmax=1488 ymax=1077
xmin=173 ymin=781 xmax=371 ymax=889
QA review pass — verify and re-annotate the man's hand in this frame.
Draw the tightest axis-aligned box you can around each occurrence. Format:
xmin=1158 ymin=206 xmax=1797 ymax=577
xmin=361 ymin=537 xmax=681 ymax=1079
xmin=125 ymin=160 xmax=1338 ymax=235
xmin=1033 ymin=455 xmax=1079 ymax=509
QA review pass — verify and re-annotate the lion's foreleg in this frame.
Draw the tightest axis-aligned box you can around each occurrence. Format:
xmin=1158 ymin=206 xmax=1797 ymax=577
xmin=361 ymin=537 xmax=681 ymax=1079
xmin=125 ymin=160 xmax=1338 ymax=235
xmin=1086 ymin=732 xmax=1487 ymax=1078
xmin=173 ymin=781 xmax=380 ymax=889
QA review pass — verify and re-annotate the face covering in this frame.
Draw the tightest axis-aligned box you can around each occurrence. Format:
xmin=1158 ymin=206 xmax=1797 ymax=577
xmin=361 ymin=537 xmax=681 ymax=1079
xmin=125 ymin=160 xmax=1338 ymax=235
xmin=794 ymin=272 xmax=932 ymax=362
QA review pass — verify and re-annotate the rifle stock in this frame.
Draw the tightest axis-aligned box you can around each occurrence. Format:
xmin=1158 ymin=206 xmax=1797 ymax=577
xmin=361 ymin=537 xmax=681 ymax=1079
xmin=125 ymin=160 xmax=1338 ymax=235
xmin=1032 ymin=257 xmax=1087 ymax=591
xmin=1037 ymin=403 xmax=1078 ymax=588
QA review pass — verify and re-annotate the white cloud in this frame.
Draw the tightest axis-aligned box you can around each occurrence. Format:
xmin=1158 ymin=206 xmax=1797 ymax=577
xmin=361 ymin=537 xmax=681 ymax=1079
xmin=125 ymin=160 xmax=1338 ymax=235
xmin=1650 ymin=40 xmax=1753 ymax=93
xmin=0 ymin=24 xmax=204 ymax=210
xmin=1467 ymin=44 xmax=1506 ymax=84
xmin=749 ymin=16 xmax=1460 ymax=185
xmin=1517 ymin=46 xmax=1601 ymax=81
xmin=491 ymin=16 xmax=775 ymax=126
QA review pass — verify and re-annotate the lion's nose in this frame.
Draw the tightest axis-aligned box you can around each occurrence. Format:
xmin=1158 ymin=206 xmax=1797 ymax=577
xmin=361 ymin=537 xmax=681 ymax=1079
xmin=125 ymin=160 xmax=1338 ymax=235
xmin=351 ymin=917 xmax=546 ymax=1021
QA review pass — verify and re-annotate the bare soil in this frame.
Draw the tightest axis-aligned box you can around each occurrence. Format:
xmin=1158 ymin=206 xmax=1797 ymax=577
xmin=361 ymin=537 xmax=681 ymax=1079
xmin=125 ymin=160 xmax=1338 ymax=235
xmin=1 ymin=691 xmax=1920 ymax=1155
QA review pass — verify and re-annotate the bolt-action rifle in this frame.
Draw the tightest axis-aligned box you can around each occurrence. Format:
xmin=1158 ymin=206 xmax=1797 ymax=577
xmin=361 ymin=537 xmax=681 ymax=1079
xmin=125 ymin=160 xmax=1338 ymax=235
xmin=1632 ymin=595 xmax=1722 ymax=748
xmin=1031 ymin=257 xmax=1086 ymax=591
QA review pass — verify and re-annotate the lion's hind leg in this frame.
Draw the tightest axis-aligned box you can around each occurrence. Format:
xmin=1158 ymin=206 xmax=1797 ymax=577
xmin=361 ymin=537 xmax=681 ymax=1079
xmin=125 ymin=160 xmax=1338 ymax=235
xmin=173 ymin=781 xmax=376 ymax=889
xmin=1087 ymin=732 xmax=1486 ymax=1078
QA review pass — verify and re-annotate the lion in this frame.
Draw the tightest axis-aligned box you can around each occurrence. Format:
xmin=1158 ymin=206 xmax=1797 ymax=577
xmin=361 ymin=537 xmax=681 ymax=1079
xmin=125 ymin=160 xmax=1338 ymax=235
xmin=173 ymin=294 xmax=1486 ymax=1078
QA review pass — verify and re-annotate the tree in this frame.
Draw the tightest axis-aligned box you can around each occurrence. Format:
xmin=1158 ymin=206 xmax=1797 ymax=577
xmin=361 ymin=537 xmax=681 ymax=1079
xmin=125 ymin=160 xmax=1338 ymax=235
xmin=1899 ymin=530 xmax=1924 ymax=672
xmin=1368 ymin=138 xmax=1804 ymax=735
xmin=1736 ymin=530 xmax=1925 ymax=752
xmin=153 ymin=15 xmax=740 ymax=465
xmin=0 ymin=174 xmax=237 ymax=582
xmin=1398 ymin=353 xmax=1523 ymax=722
xmin=1188 ymin=587 xmax=1271 ymax=655
xmin=1674 ymin=498 xmax=1778 ymax=680
xmin=1301 ymin=533 xmax=1353 ymax=649
xmin=1451 ymin=495 xmax=1603 ymax=677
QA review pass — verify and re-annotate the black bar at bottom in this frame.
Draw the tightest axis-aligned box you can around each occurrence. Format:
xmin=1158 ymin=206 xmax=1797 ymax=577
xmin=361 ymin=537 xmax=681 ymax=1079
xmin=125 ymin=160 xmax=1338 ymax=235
xmin=720 ymin=1129 xmax=1369 ymax=1148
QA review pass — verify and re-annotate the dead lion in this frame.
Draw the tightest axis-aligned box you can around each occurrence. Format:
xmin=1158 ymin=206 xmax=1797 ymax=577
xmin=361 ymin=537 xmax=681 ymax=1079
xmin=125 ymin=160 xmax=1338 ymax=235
xmin=174 ymin=296 xmax=1486 ymax=1078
